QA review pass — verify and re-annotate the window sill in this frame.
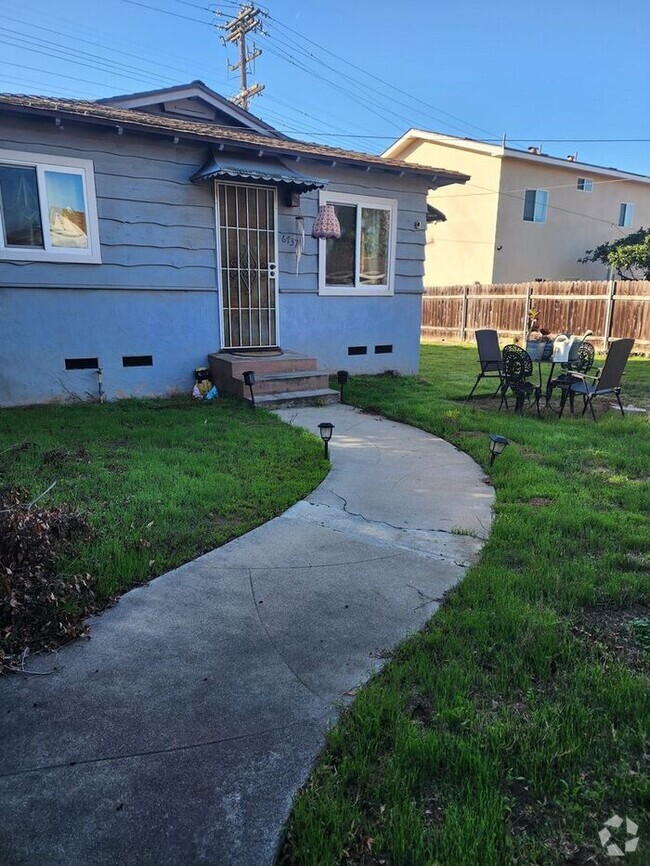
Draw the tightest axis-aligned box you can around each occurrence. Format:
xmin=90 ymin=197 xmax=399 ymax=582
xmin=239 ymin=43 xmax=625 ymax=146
xmin=319 ymin=286 xmax=394 ymax=297
xmin=0 ymin=249 xmax=102 ymax=264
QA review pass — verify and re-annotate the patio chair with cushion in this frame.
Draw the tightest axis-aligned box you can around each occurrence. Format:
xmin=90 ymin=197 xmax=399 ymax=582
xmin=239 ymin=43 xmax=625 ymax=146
xmin=558 ymin=338 xmax=634 ymax=420
xmin=499 ymin=344 xmax=542 ymax=416
xmin=467 ymin=329 xmax=504 ymax=400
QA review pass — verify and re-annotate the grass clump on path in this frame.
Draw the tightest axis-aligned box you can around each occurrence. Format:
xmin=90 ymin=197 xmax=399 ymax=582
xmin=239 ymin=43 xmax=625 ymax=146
xmin=0 ymin=396 xmax=327 ymax=664
xmin=282 ymin=344 xmax=649 ymax=866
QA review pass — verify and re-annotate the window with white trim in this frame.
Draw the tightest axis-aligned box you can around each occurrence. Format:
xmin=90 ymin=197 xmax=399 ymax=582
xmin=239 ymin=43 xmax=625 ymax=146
xmin=0 ymin=150 xmax=101 ymax=263
xmin=577 ymin=177 xmax=593 ymax=192
xmin=318 ymin=191 xmax=397 ymax=295
xmin=618 ymin=202 xmax=634 ymax=228
xmin=523 ymin=189 xmax=548 ymax=223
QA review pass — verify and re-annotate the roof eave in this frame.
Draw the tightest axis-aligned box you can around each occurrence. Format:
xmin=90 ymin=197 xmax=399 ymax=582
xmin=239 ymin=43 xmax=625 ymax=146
xmin=0 ymin=100 xmax=469 ymax=185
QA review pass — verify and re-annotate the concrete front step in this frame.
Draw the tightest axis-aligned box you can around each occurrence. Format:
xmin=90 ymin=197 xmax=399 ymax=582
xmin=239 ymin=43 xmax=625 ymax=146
xmin=208 ymin=349 xmax=333 ymax=405
xmin=254 ymin=370 xmax=330 ymax=395
xmin=250 ymin=388 xmax=340 ymax=409
xmin=209 ymin=350 xmax=318 ymax=378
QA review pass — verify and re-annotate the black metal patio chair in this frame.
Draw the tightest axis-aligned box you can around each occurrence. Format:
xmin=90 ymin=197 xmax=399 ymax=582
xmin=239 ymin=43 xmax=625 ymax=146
xmin=499 ymin=344 xmax=542 ymax=416
xmin=548 ymin=341 xmax=595 ymax=413
xmin=557 ymin=338 xmax=634 ymax=420
xmin=467 ymin=329 xmax=504 ymax=400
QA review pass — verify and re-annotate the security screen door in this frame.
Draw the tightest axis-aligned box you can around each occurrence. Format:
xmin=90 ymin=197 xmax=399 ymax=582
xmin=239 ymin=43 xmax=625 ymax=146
xmin=217 ymin=183 xmax=278 ymax=349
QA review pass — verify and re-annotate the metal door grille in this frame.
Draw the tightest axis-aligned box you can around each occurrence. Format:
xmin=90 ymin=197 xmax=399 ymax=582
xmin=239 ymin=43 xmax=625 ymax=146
xmin=217 ymin=183 xmax=277 ymax=349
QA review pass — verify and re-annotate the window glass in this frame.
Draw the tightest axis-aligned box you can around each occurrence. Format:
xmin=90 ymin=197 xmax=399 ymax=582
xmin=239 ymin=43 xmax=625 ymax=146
xmin=523 ymin=189 xmax=547 ymax=223
xmin=360 ymin=208 xmax=389 ymax=285
xmin=618 ymin=202 xmax=634 ymax=228
xmin=523 ymin=189 xmax=536 ymax=222
xmin=534 ymin=190 xmax=548 ymax=222
xmin=0 ymin=165 xmax=44 ymax=247
xmin=44 ymin=171 xmax=88 ymax=248
xmin=325 ymin=204 xmax=356 ymax=285
xmin=577 ymin=177 xmax=593 ymax=192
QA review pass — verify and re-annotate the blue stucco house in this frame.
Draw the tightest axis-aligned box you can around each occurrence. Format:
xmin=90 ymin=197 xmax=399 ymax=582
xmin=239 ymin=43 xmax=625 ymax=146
xmin=0 ymin=82 xmax=467 ymax=406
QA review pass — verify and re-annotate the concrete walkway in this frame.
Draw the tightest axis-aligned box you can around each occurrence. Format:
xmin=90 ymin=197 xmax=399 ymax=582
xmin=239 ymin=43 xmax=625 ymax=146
xmin=0 ymin=405 xmax=493 ymax=866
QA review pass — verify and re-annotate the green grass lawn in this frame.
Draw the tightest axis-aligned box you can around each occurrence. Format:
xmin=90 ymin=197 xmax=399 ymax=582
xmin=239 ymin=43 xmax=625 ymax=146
xmin=282 ymin=345 xmax=649 ymax=866
xmin=0 ymin=396 xmax=327 ymax=604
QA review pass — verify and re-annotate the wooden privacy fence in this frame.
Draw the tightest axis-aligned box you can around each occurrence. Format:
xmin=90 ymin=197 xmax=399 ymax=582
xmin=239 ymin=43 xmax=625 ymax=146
xmin=421 ymin=280 xmax=650 ymax=351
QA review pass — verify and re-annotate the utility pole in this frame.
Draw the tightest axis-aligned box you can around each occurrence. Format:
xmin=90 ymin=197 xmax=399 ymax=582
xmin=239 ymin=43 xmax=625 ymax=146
xmin=217 ymin=4 xmax=265 ymax=110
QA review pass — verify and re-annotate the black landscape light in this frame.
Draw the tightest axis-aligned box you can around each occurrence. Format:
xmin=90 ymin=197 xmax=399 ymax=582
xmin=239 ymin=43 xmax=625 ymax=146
xmin=336 ymin=370 xmax=349 ymax=403
xmin=243 ymin=370 xmax=256 ymax=408
xmin=489 ymin=434 xmax=510 ymax=467
xmin=318 ymin=422 xmax=334 ymax=459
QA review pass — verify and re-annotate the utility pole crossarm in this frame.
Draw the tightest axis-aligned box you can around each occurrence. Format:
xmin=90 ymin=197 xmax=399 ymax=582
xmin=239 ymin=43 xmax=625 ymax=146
xmin=216 ymin=3 xmax=265 ymax=111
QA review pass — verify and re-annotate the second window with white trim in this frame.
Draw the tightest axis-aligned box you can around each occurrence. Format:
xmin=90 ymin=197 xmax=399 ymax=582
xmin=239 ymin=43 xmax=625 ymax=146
xmin=318 ymin=192 xmax=397 ymax=295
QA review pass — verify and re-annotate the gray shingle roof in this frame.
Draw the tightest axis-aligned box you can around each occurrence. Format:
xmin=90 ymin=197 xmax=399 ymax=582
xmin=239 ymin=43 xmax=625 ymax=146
xmin=0 ymin=93 xmax=469 ymax=186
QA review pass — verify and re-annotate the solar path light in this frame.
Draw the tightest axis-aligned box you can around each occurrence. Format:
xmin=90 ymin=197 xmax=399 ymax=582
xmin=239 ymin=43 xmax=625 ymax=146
xmin=318 ymin=422 xmax=334 ymax=459
xmin=489 ymin=434 xmax=510 ymax=467
xmin=243 ymin=370 xmax=256 ymax=408
xmin=336 ymin=370 xmax=349 ymax=403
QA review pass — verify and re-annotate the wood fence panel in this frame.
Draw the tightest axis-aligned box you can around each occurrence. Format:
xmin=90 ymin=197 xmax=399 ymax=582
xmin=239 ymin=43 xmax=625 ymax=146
xmin=611 ymin=280 xmax=650 ymax=343
xmin=422 ymin=280 xmax=650 ymax=350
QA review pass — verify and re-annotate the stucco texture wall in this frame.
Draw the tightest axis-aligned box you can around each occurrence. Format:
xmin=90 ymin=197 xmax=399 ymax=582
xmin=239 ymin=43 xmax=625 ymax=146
xmin=280 ymin=293 xmax=423 ymax=374
xmin=0 ymin=287 xmax=219 ymax=405
xmin=395 ymin=139 xmax=501 ymax=287
xmin=493 ymin=159 xmax=650 ymax=283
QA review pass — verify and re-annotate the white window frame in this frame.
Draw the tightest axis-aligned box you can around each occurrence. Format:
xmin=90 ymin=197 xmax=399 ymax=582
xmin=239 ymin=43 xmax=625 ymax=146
xmin=618 ymin=202 xmax=634 ymax=228
xmin=577 ymin=177 xmax=593 ymax=192
xmin=0 ymin=149 xmax=101 ymax=263
xmin=522 ymin=188 xmax=548 ymax=224
xmin=317 ymin=190 xmax=397 ymax=296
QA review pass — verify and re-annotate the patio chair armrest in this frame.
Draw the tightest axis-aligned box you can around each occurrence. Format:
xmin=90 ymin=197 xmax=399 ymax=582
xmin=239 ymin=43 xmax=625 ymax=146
xmin=568 ymin=371 xmax=599 ymax=382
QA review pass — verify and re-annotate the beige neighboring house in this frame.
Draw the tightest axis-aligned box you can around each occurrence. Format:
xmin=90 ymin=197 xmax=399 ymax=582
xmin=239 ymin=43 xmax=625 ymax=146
xmin=383 ymin=130 xmax=650 ymax=286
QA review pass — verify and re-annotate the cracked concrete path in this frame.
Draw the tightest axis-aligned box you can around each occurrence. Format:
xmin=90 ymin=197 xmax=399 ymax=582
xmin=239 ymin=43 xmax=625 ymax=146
xmin=0 ymin=405 xmax=493 ymax=866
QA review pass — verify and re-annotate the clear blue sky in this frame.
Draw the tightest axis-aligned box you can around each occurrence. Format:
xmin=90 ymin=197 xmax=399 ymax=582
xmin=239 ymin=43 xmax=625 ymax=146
xmin=1 ymin=0 xmax=649 ymax=174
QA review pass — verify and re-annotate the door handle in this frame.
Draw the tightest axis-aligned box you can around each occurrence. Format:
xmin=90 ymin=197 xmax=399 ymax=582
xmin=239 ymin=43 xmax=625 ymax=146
xmin=268 ymin=262 xmax=277 ymax=279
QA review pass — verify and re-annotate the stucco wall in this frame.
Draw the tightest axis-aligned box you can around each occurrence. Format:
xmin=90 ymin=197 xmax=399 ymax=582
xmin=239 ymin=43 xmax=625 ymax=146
xmin=0 ymin=287 xmax=217 ymax=405
xmin=1 ymin=113 xmax=431 ymax=405
xmin=493 ymin=158 xmax=650 ymax=283
xmin=393 ymin=139 xmax=501 ymax=286
xmin=280 ymin=293 xmax=422 ymax=374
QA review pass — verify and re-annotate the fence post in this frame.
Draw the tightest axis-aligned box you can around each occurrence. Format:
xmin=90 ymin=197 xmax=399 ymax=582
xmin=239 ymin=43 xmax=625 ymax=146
xmin=602 ymin=277 xmax=617 ymax=352
xmin=522 ymin=284 xmax=532 ymax=343
xmin=459 ymin=285 xmax=469 ymax=342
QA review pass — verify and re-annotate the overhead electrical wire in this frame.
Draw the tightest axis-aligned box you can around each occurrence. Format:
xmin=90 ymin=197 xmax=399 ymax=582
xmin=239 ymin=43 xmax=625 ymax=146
xmin=0 ymin=29 xmax=174 ymax=88
xmin=3 ymin=0 xmax=646 ymax=169
xmin=0 ymin=59 xmax=121 ymax=91
xmin=158 ymin=0 xmax=493 ymax=140
xmin=1 ymin=13 xmax=208 ymax=82
xmin=259 ymin=21 xmax=487 ymax=140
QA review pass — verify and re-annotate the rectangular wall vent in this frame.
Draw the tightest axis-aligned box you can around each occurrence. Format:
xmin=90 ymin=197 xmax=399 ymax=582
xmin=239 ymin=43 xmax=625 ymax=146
xmin=65 ymin=357 xmax=98 ymax=370
xmin=122 ymin=355 xmax=153 ymax=367
xmin=347 ymin=345 xmax=368 ymax=356
xmin=375 ymin=344 xmax=393 ymax=354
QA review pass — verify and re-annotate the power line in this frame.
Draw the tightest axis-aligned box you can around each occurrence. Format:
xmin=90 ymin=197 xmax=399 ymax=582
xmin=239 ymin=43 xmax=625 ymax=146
xmin=432 ymin=180 xmax=637 ymax=230
xmin=434 ymin=176 xmax=648 ymax=202
xmin=0 ymin=74 xmax=91 ymax=99
xmin=260 ymin=21 xmax=480 ymax=140
xmin=259 ymin=40 xmax=402 ymax=130
xmin=129 ymin=0 xmax=492 ymax=142
xmin=121 ymin=0 xmax=212 ymax=26
xmin=216 ymin=4 xmax=265 ymax=109
xmin=0 ymin=59 xmax=121 ymax=91
xmin=0 ymin=29 xmax=174 ymax=88
xmin=1 ymin=13 xmax=206 ymax=82
xmin=263 ymin=11 xmax=500 ymax=140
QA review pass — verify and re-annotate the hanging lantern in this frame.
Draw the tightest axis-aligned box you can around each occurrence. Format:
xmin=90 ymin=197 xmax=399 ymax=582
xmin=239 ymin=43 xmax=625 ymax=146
xmin=311 ymin=204 xmax=341 ymax=240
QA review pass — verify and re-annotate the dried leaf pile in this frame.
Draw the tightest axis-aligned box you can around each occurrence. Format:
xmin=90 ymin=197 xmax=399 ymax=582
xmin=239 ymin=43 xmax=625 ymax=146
xmin=0 ymin=494 xmax=97 ymax=673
